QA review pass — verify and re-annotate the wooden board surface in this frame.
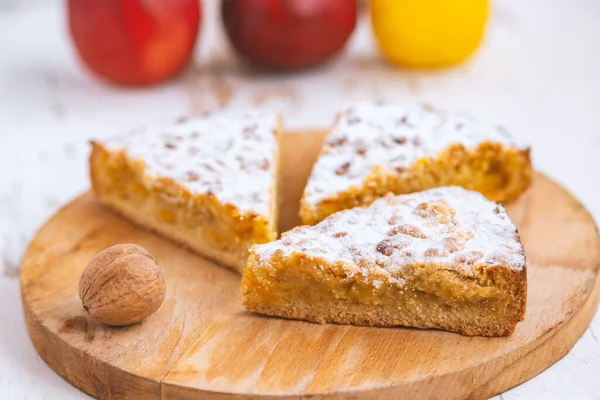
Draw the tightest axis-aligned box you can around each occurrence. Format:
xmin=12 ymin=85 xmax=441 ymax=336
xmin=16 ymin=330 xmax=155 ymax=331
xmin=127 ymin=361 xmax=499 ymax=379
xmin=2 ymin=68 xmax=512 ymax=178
xmin=21 ymin=131 xmax=600 ymax=400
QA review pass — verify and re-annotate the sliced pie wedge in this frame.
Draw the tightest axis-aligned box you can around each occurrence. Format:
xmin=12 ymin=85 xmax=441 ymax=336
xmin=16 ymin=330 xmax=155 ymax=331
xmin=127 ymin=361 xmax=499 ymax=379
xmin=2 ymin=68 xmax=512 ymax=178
xmin=242 ymin=187 xmax=527 ymax=336
xmin=90 ymin=109 xmax=281 ymax=273
xmin=300 ymin=101 xmax=532 ymax=225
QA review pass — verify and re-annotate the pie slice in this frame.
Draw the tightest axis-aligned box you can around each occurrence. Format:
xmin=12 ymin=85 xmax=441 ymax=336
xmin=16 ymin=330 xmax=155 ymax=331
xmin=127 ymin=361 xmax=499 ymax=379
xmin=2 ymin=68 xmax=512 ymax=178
xmin=90 ymin=109 xmax=281 ymax=273
xmin=300 ymin=101 xmax=532 ymax=225
xmin=242 ymin=187 xmax=527 ymax=336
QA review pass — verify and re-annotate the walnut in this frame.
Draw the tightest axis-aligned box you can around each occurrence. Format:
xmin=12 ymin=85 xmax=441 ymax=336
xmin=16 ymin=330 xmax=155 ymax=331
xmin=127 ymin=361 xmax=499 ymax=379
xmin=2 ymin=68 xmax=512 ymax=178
xmin=387 ymin=224 xmax=428 ymax=239
xmin=335 ymin=162 xmax=351 ymax=175
xmin=78 ymin=244 xmax=166 ymax=326
xmin=413 ymin=199 xmax=455 ymax=224
xmin=376 ymin=240 xmax=395 ymax=256
xmin=376 ymin=239 xmax=407 ymax=256
xmin=392 ymin=135 xmax=407 ymax=144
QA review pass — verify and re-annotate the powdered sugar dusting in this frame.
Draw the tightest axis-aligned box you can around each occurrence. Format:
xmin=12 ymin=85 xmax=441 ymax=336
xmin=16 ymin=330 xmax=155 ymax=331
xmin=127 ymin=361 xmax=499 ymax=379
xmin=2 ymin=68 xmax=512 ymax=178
xmin=304 ymin=101 xmax=528 ymax=207
xmin=101 ymin=109 xmax=278 ymax=216
xmin=254 ymin=187 xmax=525 ymax=274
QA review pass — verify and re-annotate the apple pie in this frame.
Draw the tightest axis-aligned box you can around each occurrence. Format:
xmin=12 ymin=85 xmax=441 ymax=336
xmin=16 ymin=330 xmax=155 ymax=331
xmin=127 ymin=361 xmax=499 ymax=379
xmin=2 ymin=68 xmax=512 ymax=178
xmin=90 ymin=109 xmax=281 ymax=273
xmin=242 ymin=187 xmax=527 ymax=336
xmin=300 ymin=101 xmax=532 ymax=225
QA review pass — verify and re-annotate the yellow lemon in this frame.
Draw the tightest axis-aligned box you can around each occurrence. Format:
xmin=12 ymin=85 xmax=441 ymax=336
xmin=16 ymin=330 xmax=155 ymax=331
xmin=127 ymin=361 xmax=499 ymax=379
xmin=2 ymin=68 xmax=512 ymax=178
xmin=371 ymin=0 xmax=489 ymax=69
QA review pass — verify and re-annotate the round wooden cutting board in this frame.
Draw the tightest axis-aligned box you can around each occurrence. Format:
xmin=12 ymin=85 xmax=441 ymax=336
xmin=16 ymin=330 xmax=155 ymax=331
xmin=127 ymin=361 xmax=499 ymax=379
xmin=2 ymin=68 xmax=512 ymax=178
xmin=21 ymin=131 xmax=600 ymax=400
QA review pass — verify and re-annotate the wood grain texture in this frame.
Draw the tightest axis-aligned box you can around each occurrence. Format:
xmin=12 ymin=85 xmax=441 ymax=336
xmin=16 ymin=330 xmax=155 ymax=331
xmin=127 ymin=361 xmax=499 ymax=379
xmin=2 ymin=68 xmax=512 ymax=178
xmin=20 ymin=131 xmax=600 ymax=400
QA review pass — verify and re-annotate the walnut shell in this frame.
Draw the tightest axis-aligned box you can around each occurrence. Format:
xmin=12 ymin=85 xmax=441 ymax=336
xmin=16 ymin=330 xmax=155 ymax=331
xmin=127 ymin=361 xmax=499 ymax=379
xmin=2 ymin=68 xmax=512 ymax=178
xmin=78 ymin=244 xmax=166 ymax=326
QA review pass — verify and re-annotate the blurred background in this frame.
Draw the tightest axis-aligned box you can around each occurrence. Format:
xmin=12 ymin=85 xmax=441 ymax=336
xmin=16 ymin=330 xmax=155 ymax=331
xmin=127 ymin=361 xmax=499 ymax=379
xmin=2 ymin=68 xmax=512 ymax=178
xmin=1 ymin=1 xmax=599 ymax=398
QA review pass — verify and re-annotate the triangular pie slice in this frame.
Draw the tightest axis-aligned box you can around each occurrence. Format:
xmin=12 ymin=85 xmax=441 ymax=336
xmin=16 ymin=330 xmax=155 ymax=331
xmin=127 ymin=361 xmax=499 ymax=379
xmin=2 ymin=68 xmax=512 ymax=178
xmin=242 ymin=187 xmax=526 ymax=336
xmin=90 ymin=109 xmax=281 ymax=273
xmin=300 ymin=101 xmax=532 ymax=225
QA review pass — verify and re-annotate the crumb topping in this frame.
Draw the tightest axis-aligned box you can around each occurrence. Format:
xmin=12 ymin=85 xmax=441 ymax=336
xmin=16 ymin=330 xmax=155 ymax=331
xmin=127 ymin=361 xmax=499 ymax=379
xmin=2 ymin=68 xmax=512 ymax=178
xmin=102 ymin=109 xmax=278 ymax=216
xmin=304 ymin=101 xmax=528 ymax=207
xmin=254 ymin=187 xmax=525 ymax=274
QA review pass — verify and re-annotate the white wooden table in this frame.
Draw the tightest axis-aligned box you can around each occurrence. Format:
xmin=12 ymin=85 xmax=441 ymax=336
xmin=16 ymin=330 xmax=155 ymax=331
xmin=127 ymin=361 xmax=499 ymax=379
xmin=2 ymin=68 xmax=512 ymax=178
xmin=1 ymin=1 xmax=599 ymax=399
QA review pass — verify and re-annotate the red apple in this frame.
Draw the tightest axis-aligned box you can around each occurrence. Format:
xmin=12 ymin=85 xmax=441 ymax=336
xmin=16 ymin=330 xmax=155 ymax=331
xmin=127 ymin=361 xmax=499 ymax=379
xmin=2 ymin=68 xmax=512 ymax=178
xmin=222 ymin=0 xmax=357 ymax=71
xmin=68 ymin=0 xmax=200 ymax=86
